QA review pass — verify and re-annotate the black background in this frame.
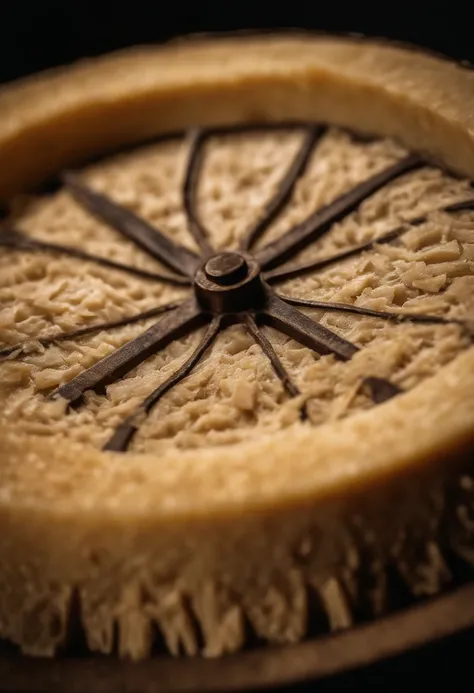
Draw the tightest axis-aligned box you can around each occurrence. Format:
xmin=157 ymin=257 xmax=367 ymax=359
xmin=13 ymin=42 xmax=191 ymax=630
xmin=0 ymin=0 xmax=473 ymax=84
xmin=1 ymin=1 xmax=473 ymax=690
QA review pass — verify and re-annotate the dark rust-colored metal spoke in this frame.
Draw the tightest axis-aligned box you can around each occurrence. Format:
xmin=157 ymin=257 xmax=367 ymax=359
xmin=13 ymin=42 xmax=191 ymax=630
xmin=259 ymin=292 xmax=402 ymax=406
xmin=264 ymin=225 xmax=407 ymax=282
xmin=444 ymin=198 xmax=474 ymax=213
xmin=240 ymin=125 xmax=325 ymax=251
xmin=255 ymin=153 xmax=423 ymax=270
xmin=260 ymin=290 xmax=359 ymax=361
xmin=0 ymin=229 xmax=190 ymax=285
xmin=265 ymin=197 xmax=474 ymax=283
xmin=278 ymin=294 xmax=466 ymax=327
xmin=244 ymin=314 xmax=301 ymax=398
xmin=52 ymin=299 xmax=205 ymax=406
xmin=63 ymin=172 xmax=201 ymax=277
xmin=104 ymin=316 xmax=222 ymax=452
xmin=0 ymin=301 xmax=181 ymax=359
xmin=183 ymin=128 xmax=213 ymax=255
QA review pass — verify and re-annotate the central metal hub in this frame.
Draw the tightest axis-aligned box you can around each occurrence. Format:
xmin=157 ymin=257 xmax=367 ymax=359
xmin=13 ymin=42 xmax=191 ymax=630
xmin=194 ymin=252 xmax=265 ymax=314
xmin=204 ymin=252 xmax=248 ymax=285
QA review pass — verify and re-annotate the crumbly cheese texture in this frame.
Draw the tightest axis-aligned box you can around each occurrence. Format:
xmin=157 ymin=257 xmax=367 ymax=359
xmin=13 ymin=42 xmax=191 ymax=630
xmin=1 ymin=33 xmax=474 ymax=662
xmin=0 ymin=128 xmax=473 ymax=455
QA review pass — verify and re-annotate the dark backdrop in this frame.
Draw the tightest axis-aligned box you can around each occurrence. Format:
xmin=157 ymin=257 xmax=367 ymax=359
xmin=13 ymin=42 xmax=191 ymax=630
xmin=0 ymin=0 xmax=472 ymax=84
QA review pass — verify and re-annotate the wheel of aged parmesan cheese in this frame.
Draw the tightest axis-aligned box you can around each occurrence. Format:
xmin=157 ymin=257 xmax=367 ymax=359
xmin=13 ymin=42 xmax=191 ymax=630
xmin=0 ymin=33 xmax=474 ymax=665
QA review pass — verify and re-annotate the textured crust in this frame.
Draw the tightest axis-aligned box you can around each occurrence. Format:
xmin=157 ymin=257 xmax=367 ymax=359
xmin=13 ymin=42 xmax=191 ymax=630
xmin=1 ymin=34 xmax=474 ymax=201
xmin=0 ymin=34 xmax=474 ymax=659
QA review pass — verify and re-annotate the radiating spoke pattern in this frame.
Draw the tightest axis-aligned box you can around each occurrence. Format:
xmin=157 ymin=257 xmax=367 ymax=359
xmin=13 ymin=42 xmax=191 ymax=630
xmin=104 ymin=316 xmax=221 ymax=452
xmin=52 ymin=299 xmax=205 ymax=406
xmin=0 ymin=301 xmax=182 ymax=359
xmin=183 ymin=128 xmax=213 ymax=255
xmin=1 ymin=122 xmax=472 ymax=451
xmin=240 ymin=125 xmax=325 ymax=251
xmin=0 ymin=228 xmax=190 ymax=285
xmin=255 ymin=153 xmax=423 ymax=269
xmin=63 ymin=172 xmax=201 ymax=277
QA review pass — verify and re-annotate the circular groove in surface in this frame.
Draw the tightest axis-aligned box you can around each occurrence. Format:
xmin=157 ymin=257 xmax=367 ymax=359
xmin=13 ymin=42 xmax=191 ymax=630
xmin=2 ymin=582 xmax=474 ymax=692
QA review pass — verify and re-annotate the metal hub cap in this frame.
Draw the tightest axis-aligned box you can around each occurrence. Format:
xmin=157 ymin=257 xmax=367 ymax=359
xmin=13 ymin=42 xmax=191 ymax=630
xmin=204 ymin=252 xmax=249 ymax=285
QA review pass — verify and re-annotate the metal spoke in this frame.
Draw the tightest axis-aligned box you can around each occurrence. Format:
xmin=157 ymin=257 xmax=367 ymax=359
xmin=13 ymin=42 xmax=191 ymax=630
xmin=52 ymin=298 xmax=205 ymax=406
xmin=104 ymin=316 xmax=222 ymax=452
xmin=244 ymin=314 xmax=300 ymax=398
xmin=444 ymin=198 xmax=474 ymax=213
xmin=265 ymin=226 xmax=409 ymax=282
xmin=265 ymin=197 xmax=474 ymax=283
xmin=0 ymin=229 xmax=190 ymax=285
xmin=260 ymin=290 xmax=359 ymax=361
xmin=183 ymin=128 xmax=213 ymax=255
xmin=255 ymin=154 xmax=423 ymax=270
xmin=259 ymin=293 xmax=402 ymax=406
xmin=2 ymin=120 xmax=472 ymax=447
xmin=278 ymin=295 xmax=466 ymax=327
xmin=63 ymin=172 xmax=201 ymax=277
xmin=0 ymin=301 xmax=181 ymax=359
xmin=240 ymin=125 xmax=325 ymax=251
